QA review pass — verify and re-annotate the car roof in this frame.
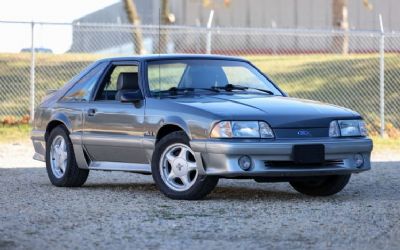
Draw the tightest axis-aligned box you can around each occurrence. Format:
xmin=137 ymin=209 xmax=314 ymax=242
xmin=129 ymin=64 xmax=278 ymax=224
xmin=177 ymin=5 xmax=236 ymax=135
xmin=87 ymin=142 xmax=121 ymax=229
xmin=97 ymin=54 xmax=249 ymax=63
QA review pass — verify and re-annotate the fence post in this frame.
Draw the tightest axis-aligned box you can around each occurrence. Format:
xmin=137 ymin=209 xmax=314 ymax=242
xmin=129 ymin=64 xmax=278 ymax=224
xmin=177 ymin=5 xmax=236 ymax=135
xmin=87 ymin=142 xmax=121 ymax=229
xmin=378 ymin=14 xmax=385 ymax=137
xmin=206 ymin=9 xmax=214 ymax=54
xmin=29 ymin=21 xmax=36 ymax=123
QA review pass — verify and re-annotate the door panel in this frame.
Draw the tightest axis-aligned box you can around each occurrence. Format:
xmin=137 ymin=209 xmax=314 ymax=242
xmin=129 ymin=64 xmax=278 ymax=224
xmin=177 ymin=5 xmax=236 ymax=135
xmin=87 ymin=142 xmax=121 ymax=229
xmin=82 ymin=62 xmax=147 ymax=164
xmin=83 ymin=101 xmax=147 ymax=163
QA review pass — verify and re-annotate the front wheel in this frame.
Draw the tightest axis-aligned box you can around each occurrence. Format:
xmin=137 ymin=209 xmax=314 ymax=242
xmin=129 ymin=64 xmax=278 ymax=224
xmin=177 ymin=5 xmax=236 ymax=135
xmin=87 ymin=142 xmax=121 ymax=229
xmin=289 ymin=174 xmax=351 ymax=196
xmin=151 ymin=131 xmax=218 ymax=200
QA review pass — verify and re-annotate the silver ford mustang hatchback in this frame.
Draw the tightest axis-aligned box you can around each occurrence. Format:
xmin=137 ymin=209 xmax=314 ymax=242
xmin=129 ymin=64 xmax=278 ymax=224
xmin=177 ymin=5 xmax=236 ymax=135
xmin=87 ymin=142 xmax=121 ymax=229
xmin=31 ymin=55 xmax=373 ymax=200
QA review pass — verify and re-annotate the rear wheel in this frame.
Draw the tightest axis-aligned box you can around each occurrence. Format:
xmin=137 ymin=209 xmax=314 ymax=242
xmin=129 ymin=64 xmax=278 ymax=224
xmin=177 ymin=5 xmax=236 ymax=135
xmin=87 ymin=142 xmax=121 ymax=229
xmin=46 ymin=126 xmax=89 ymax=187
xmin=289 ymin=174 xmax=351 ymax=196
xmin=152 ymin=131 xmax=218 ymax=200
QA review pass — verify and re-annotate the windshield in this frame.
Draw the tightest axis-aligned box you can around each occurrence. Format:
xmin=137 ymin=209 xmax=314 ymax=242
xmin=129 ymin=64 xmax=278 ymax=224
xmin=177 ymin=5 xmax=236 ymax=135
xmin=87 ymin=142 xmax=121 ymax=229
xmin=147 ymin=59 xmax=282 ymax=96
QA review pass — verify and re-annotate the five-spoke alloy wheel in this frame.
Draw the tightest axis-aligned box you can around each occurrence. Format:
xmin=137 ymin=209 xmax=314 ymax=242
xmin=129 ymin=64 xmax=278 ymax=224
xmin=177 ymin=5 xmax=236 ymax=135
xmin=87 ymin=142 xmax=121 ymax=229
xmin=46 ymin=125 xmax=89 ymax=187
xmin=160 ymin=143 xmax=198 ymax=192
xmin=152 ymin=131 xmax=218 ymax=200
xmin=50 ymin=135 xmax=68 ymax=178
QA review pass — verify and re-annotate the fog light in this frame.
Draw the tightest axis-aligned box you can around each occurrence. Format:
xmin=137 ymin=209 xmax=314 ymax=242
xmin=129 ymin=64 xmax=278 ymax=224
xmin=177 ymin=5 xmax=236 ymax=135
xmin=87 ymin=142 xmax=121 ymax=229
xmin=354 ymin=154 xmax=364 ymax=168
xmin=238 ymin=155 xmax=252 ymax=171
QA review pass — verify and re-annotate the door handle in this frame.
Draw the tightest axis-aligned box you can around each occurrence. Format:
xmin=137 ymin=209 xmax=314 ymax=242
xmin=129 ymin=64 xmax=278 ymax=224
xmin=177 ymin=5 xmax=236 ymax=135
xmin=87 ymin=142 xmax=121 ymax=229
xmin=87 ymin=108 xmax=96 ymax=116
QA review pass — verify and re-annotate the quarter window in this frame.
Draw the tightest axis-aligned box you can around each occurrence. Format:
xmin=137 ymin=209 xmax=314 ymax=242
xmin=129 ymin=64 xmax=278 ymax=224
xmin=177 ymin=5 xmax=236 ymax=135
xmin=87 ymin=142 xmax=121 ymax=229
xmin=61 ymin=62 xmax=106 ymax=102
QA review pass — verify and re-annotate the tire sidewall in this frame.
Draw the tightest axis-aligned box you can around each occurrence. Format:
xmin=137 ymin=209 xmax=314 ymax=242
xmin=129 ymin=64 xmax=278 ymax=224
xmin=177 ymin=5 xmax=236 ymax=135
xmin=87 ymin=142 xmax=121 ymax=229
xmin=290 ymin=174 xmax=351 ymax=196
xmin=151 ymin=132 xmax=211 ymax=199
xmin=46 ymin=126 xmax=75 ymax=187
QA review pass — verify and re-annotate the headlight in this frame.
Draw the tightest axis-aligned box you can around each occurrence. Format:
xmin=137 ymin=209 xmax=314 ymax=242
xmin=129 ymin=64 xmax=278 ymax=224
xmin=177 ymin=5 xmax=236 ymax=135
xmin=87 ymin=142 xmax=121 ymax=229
xmin=329 ymin=120 xmax=367 ymax=137
xmin=358 ymin=120 xmax=367 ymax=136
xmin=210 ymin=121 xmax=232 ymax=138
xmin=210 ymin=121 xmax=274 ymax=138
xmin=329 ymin=121 xmax=340 ymax=137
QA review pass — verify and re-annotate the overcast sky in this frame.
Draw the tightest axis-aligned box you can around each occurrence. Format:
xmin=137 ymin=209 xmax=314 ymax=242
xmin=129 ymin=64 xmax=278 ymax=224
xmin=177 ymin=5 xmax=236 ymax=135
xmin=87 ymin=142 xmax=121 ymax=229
xmin=0 ymin=0 xmax=119 ymax=53
xmin=0 ymin=0 xmax=119 ymax=23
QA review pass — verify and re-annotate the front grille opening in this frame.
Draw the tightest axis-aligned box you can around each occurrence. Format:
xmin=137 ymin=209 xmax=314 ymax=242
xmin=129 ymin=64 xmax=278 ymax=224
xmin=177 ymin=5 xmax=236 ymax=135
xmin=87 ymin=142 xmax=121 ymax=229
xmin=264 ymin=160 xmax=344 ymax=168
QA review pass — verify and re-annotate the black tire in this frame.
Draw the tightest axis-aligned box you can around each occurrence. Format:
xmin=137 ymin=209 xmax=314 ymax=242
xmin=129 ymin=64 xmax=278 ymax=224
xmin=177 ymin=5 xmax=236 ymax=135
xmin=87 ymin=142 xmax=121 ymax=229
xmin=46 ymin=125 xmax=89 ymax=187
xmin=289 ymin=174 xmax=351 ymax=196
xmin=151 ymin=131 xmax=219 ymax=200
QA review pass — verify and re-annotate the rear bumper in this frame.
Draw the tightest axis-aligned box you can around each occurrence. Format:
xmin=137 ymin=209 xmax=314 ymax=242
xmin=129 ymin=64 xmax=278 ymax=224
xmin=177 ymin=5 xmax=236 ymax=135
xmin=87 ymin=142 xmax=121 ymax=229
xmin=190 ymin=138 xmax=373 ymax=177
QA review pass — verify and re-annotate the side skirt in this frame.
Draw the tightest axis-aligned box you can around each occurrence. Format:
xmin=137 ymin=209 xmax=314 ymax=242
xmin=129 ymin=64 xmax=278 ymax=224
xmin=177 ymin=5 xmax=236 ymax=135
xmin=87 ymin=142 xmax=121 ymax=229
xmin=88 ymin=161 xmax=152 ymax=174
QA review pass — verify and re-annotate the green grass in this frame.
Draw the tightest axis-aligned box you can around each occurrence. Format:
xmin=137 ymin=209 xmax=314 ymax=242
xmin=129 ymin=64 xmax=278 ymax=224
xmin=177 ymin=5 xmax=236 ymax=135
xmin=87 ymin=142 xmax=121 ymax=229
xmin=0 ymin=124 xmax=31 ymax=143
xmin=0 ymin=53 xmax=102 ymax=117
xmin=0 ymin=125 xmax=397 ymax=157
xmin=1 ymin=53 xmax=399 ymax=136
xmin=370 ymin=136 xmax=399 ymax=151
xmin=249 ymin=54 xmax=400 ymax=135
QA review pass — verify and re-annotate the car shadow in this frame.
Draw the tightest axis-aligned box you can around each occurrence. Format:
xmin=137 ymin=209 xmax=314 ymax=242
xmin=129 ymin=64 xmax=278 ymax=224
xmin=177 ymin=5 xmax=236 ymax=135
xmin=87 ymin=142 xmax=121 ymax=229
xmin=83 ymin=180 xmax=398 ymax=202
xmin=81 ymin=182 xmax=307 ymax=201
xmin=210 ymin=185 xmax=302 ymax=201
xmin=83 ymin=182 xmax=157 ymax=192
xmin=2 ymin=162 xmax=399 ymax=202
xmin=81 ymin=182 xmax=353 ymax=201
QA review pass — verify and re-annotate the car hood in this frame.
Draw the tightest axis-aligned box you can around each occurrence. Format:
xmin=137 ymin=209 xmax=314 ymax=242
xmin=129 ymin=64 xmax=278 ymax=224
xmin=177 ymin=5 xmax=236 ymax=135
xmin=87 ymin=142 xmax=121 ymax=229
xmin=170 ymin=94 xmax=360 ymax=128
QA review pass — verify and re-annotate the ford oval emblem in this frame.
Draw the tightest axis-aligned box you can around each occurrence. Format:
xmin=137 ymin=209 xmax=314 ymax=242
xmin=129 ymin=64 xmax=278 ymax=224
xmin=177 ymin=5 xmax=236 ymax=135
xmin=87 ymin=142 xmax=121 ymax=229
xmin=297 ymin=130 xmax=311 ymax=136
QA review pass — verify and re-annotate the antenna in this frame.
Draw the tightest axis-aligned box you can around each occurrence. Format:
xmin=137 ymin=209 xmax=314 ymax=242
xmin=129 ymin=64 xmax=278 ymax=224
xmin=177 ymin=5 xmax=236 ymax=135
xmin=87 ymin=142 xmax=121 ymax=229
xmin=159 ymin=5 xmax=161 ymax=56
xmin=158 ymin=4 xmax=161 ymax=98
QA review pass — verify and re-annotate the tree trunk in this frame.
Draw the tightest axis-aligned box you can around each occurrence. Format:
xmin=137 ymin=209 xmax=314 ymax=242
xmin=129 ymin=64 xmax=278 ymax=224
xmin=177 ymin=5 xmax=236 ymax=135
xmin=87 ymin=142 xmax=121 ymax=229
xmin=123 ymin=0 xmax=145 ymax=54
xmin=332 ymin=0 xmax=349 ymax=54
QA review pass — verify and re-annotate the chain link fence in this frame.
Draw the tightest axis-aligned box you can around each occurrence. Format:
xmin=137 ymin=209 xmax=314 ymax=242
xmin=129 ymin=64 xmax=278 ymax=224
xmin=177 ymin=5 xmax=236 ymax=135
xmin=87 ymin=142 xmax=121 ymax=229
xmin=0 ymin=21 xmax=399 ymax=137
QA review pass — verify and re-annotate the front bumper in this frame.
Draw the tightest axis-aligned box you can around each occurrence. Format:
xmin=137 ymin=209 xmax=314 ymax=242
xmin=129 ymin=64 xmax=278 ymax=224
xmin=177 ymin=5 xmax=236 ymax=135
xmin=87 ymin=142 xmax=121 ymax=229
xmin=31 ymin=130 xmax=46 ymax=162
xmin=190 ymin=138 xmax=373 ymax=177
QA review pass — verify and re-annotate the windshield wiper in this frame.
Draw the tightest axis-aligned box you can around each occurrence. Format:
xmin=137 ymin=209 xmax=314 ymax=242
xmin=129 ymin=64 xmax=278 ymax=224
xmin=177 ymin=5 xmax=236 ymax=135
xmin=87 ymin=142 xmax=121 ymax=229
xmin=161 ymin=87 xmax=220 ymax=95
xmin=212 ymin=84 xmax=274 ymax=95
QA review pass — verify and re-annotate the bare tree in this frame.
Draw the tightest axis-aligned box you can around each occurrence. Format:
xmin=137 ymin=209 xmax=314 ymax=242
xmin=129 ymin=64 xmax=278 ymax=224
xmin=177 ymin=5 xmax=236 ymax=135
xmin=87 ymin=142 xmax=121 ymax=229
xmin=156 ymin=0 xmax=173 ymax=54
xmin=332 ymin=0 xmax=349 ymax=54
xmin=332 ymin=0 xmax=373 ymax=54
xmin=203 ymin=0 xmax=231 ymax=8
xmin=123 ymin=0 xmax=145 ymax=54
xmin=363 ymin=0 xmax=373 ymax=10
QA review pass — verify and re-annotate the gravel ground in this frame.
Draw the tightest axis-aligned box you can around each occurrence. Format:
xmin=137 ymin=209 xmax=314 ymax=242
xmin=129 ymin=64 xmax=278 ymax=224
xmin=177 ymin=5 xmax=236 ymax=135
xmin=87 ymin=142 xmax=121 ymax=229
xmin=0 ymin=142 xmax=399 ymax=250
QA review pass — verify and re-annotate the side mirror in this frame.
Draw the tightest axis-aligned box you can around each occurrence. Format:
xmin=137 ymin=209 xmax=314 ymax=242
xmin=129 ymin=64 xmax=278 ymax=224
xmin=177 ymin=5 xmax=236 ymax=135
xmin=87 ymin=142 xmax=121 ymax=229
xmin=120 ymin=90 xmax=143 ymax=103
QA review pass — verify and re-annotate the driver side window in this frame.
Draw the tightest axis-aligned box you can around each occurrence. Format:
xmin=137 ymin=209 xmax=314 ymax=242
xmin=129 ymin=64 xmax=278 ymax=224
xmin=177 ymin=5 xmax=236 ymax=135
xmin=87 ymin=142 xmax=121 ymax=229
xmin=96 ymin=65 xmax=139 ymax=101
